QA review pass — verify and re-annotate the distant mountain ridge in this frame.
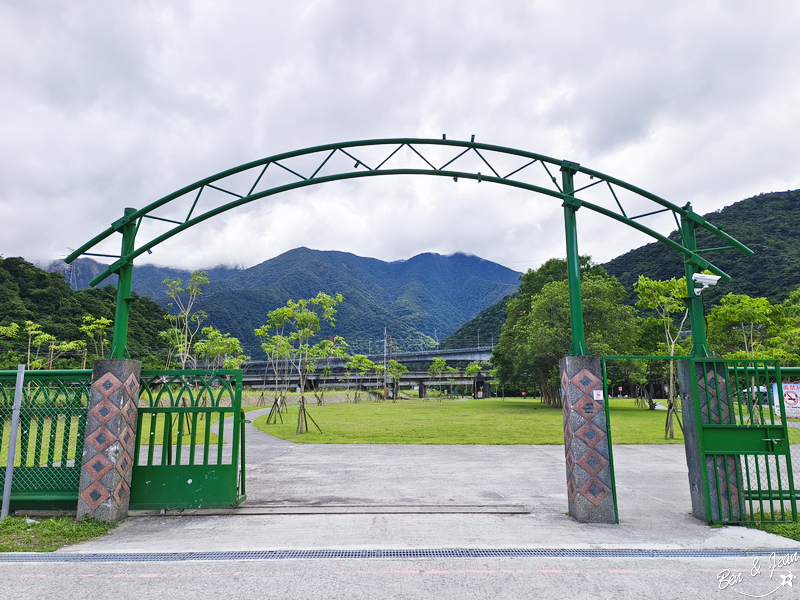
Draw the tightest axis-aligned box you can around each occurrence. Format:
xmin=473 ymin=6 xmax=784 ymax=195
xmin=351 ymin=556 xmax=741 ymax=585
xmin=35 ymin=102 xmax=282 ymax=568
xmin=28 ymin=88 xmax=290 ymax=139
xmin=442 ymin=189 xmax=800 ymax=348
xmin=49 ymin=248 xmax=521 ymax=355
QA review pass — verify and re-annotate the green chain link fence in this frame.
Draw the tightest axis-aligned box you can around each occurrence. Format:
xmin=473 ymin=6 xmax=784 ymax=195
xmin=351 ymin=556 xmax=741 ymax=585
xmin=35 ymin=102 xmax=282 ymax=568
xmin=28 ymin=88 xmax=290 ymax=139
xmin=0 ymin=369 xmax=91 ymax=511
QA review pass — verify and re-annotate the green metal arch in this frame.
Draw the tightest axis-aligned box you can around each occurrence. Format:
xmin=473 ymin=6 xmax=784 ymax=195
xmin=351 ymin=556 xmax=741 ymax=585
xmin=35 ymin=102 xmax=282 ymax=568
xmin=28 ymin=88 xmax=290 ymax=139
xmin=65 ymin=137 xmax=753 ymax=359
xmin=66 ymin=137 xmax=750 ymax=284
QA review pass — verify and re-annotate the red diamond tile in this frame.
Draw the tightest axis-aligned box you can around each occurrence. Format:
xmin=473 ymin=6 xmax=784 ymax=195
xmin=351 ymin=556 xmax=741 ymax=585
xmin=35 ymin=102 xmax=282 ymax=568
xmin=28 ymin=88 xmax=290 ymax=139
xmin=573 ymin=395 xmax=604 ymax=421
xmin=565 ymin=448 xmax=576 ymax=474
xmin=89 ymin=397 xmax=119 ymax=425
xmin=124 ymin=373 xmax=140 ymax=397
xmin=564 ymin=422 xmax=573 ymax=446
xmin=113 ymin=479 xmax=130 ymax=507
xmin=86 ymin=426 xmax=116 ymax=453
xmin=571 ymin=369 xmax=600 ymax=394
xmin=574 ymin=421 xmax=606 ymax=449
xmin=578 ymin=477 xmax=610 ymax=506
xmin=83 ymin=453 xmax=114 ymax=480
xmin=560 ymin=370 xmax=570 ymax=398
xmin=119 ymin=424 xmax=135 ymax=452
xmin=567 ymin=474 xmax=578 ymax=502
xmin=576 ymin=449 xmax=609 ymax=477
xmin=115 ymin=450 xmax=133 ymax=479
xmin=93 ymin=372 xmax=122 ymax=398
xmin=121 ymin=397 xmax=138 ymax=424
xmin=80 ymin=481 xmax=110 ymax=510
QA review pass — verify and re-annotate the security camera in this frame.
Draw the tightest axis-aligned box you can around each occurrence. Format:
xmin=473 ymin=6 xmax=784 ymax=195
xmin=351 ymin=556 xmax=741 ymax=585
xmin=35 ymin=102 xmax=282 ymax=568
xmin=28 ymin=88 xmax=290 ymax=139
xmin=692 ymin=273 xmax=721 ymax=285
xmin=692 ymin=272 xmax=721 ymax=295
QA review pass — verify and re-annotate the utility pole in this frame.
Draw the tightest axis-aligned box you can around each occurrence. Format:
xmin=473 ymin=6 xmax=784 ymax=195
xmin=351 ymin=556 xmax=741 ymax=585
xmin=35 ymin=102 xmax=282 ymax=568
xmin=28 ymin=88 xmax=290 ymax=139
xmin=478 ymin=329 xmax=480 ymax=347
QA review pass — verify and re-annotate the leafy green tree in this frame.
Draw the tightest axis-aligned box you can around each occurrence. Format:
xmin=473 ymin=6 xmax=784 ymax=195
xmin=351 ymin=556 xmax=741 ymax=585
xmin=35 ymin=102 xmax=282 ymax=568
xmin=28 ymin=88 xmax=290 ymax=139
xmin=707 ymin=293 xmax=775 ymax=358
xmin=163 ymin=271 xmax=209 ymax=369
xmin=194 ymin=326 xmax=250 ymax=369
xmin=386 ymin=359 xmax=408 ymax=401
xmin=80 ymin=315 xmax=112 ymax=361
xmin=428 ymin=357 xmax=447 ymax=400
xmin=308 ymin=337 xmax=349 ymax=406
xmin=634 ymin=275 xmax=690 ymax=438
xmin=493 ymin=272 xmax=638 ymax=407
xmin=344 ymin=354 xmax=378 ymax=402
xmin=256 ymin=292 xmax=344 ymax=434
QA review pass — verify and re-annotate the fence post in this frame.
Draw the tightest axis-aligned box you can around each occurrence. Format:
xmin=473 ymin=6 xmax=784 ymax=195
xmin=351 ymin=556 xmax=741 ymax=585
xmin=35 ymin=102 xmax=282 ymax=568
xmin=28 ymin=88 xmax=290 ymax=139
xmin=1 ymin=364 xmax=25 ymax=521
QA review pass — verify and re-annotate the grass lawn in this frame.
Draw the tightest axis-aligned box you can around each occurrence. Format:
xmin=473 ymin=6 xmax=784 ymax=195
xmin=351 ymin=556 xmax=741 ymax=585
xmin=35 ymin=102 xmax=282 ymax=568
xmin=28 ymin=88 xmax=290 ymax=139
xmin=0 ymin=516 xmax=116 ymax=552
xmin=253 ymin=397 xmax=686 ymax=445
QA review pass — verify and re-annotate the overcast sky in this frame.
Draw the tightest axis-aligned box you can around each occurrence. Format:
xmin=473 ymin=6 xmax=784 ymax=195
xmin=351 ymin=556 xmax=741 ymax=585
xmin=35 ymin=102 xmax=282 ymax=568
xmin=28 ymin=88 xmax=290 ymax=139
xmin=2 ymin=0 xmax=798 ymax=274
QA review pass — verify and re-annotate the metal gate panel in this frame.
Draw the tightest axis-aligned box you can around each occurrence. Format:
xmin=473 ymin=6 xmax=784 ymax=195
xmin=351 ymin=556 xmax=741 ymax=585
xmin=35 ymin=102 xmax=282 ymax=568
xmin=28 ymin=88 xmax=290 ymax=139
xmin=129 ymin=370 xmax=246 ymax=510
xmin=689 ymin=358 xmax=797 ymax=524
xmin=0 ymin=370 xmax=90 ymax=511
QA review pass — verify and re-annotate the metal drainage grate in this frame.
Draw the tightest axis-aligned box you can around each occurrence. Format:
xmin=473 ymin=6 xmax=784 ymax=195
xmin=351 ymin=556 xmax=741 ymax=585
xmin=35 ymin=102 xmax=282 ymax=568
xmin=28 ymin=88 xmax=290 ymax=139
xmin=2 ymin=548 xmax=799 ymax=563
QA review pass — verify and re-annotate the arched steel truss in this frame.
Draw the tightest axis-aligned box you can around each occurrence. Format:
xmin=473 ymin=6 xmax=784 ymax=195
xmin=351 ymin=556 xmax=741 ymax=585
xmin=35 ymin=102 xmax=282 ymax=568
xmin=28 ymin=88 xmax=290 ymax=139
xmin=66 ymin=137 xmax=753 ymax=358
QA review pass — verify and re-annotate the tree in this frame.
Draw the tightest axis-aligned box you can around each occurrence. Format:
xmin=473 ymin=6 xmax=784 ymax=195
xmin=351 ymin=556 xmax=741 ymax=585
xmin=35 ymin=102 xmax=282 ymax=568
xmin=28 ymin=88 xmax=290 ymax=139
xmin=465 ymin=360 xmax=491 ymax=398
xmin=428 ymin=357 xmax=447 ymax=400
xmin=256 ymin=292 xmax=344 ymax=434
xmin=194 ymin=326 xmax=250 ymax=369
xmin=308 ymin=337 xmax=349 ymax=406
xmin=344 ymin=354 xmax=378 ymax=402
xmin=0 ymin=322 xmax=19 ymax=340
xmin=493 ymin=270 xmax=638 ymax=407
xmin=386 ymin=359 xmax=408 ymax=402
xmin=707 ymin=293 xmax=775 ymax=358
xmin=162 ymin=271 xmax=209 ymax=369
xmin=80 ymin=314 xmax=112 ymax=362
xmin=634 ymin=275 xmax=689 ymax=439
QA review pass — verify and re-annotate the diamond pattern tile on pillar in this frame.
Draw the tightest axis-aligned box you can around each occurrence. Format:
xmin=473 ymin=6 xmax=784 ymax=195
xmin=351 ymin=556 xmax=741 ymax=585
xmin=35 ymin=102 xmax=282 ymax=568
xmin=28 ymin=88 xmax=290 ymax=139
xmin=578 ymin=477 xmax=610 ymax=506
xmin=564 ymin=422 xmax=573 ymax=446
xmin=121 ymin=397 xmax=137 ymax=423
xmin=86 ymin=426 xmax=116 ymax=453
xmin=115 ymin=450 xmax=133 ymax=479
xmin=124 ymin=373 xmax=140 ymax=397
xmin=576 ymin=449 xmax=609 ymax=477
xmin=571 ymin=369 xmax=600 ymax=394
xmin=113 ymin=479 xmax=131 ymax=507
xmin=560 ymin=370 xmax=570 ymax=400
xmin=119 ymin=424 xmax=135 ymax=452
xmin=567 ymin=475 xmax=578 ymax=502
xmin=572 ymin=395 xmax=603 ymax=421
xmin=89 ymin=397 xmax=120 ymax=425
xmin=84 ymin=453 xmax=114 ymax=480
xmin=574 ymin=421 xmax=605 ymax=449
xmin=92 ymin=372 xmax=122 ymax=398
xmin=80 ymin=481 xmax=111 ymax=510
xmin=565 ymin=448 xmax=576 ymax=474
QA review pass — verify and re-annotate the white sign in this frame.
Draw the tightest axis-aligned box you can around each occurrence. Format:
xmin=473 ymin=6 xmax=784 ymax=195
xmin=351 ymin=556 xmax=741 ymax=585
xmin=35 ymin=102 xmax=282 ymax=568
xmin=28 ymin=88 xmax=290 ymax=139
xmin=771 ymin=382 xmax=800 ymax=417
xmin=592 ymin=389 xmax=604 ymax=401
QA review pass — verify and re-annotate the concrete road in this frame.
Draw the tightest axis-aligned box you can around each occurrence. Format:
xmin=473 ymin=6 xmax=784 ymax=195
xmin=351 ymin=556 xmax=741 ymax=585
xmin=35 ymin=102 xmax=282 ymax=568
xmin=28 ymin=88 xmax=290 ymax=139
xmin=4 ymin=408 xmax=799 ymax=599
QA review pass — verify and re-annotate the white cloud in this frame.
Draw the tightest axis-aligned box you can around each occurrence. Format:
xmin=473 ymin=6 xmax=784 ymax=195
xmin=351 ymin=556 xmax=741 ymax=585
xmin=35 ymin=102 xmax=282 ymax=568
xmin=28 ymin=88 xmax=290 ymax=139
xmin=1 ymin=0 xmax=798 ymax=273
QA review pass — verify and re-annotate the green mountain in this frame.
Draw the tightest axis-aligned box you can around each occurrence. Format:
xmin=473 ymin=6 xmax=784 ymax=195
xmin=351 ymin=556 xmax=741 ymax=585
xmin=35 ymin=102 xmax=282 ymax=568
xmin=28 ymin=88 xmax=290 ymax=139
xmin=443 ymin=189 xmax=800 ymax=347
xmin=47 ymin=259 xmax=241 ymax=298
xmin=195 ymin=248 xmax=521 ymax=355
xmin=0 ymin=257 xmax=170 ymax=369
xmin=48 ymin=248 xmax=521 ymax=356
xmin=603 ymin=189 xmax=800 ymax=305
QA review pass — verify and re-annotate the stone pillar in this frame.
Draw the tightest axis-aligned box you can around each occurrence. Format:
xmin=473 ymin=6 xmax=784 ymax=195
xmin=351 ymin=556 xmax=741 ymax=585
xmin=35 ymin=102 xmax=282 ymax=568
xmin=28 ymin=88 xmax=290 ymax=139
xmin=560 ymin=355 xmax=616 ymax=523
xmin=77 ymin=360 xmax=141 ymax=522
xmin=678 ymin=360 xmax=743 ymax=523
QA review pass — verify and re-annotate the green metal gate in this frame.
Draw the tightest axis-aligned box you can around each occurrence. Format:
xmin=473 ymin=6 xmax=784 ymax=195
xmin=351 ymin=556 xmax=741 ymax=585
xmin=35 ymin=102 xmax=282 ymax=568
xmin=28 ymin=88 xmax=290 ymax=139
xmin=130 ymin=369 xmax=246 ymax=510
xmin=1 ymin=368 xmax=246 ymax=512
xmin=687 ymin=358 xmax=797 ymax=524
xmin=0 ymin=369 xmax=90 ymax=511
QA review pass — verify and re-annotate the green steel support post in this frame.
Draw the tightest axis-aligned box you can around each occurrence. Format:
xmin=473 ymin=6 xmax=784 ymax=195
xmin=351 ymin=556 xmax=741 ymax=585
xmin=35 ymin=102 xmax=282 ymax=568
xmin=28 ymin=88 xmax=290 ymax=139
xmin=111 ymin=208 xmax=137 ymax=359
xmin=681 ymin=208 xmax=711 ymax=358
xmin=561 ymin=162 xmax=588 ymax=356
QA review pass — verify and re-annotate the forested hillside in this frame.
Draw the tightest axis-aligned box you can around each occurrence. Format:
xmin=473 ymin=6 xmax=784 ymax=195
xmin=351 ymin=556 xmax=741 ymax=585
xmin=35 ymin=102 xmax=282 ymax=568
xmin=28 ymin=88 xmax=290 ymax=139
xmin=604 ymin=189 xmax=800 ymax=305
xmin=449 ymin=189 xmax=800 ymax=345
xmin=0 ymin=257 xmax=170 ymax=369
xmin=196 ymin=248 xmax=521 ymax=355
